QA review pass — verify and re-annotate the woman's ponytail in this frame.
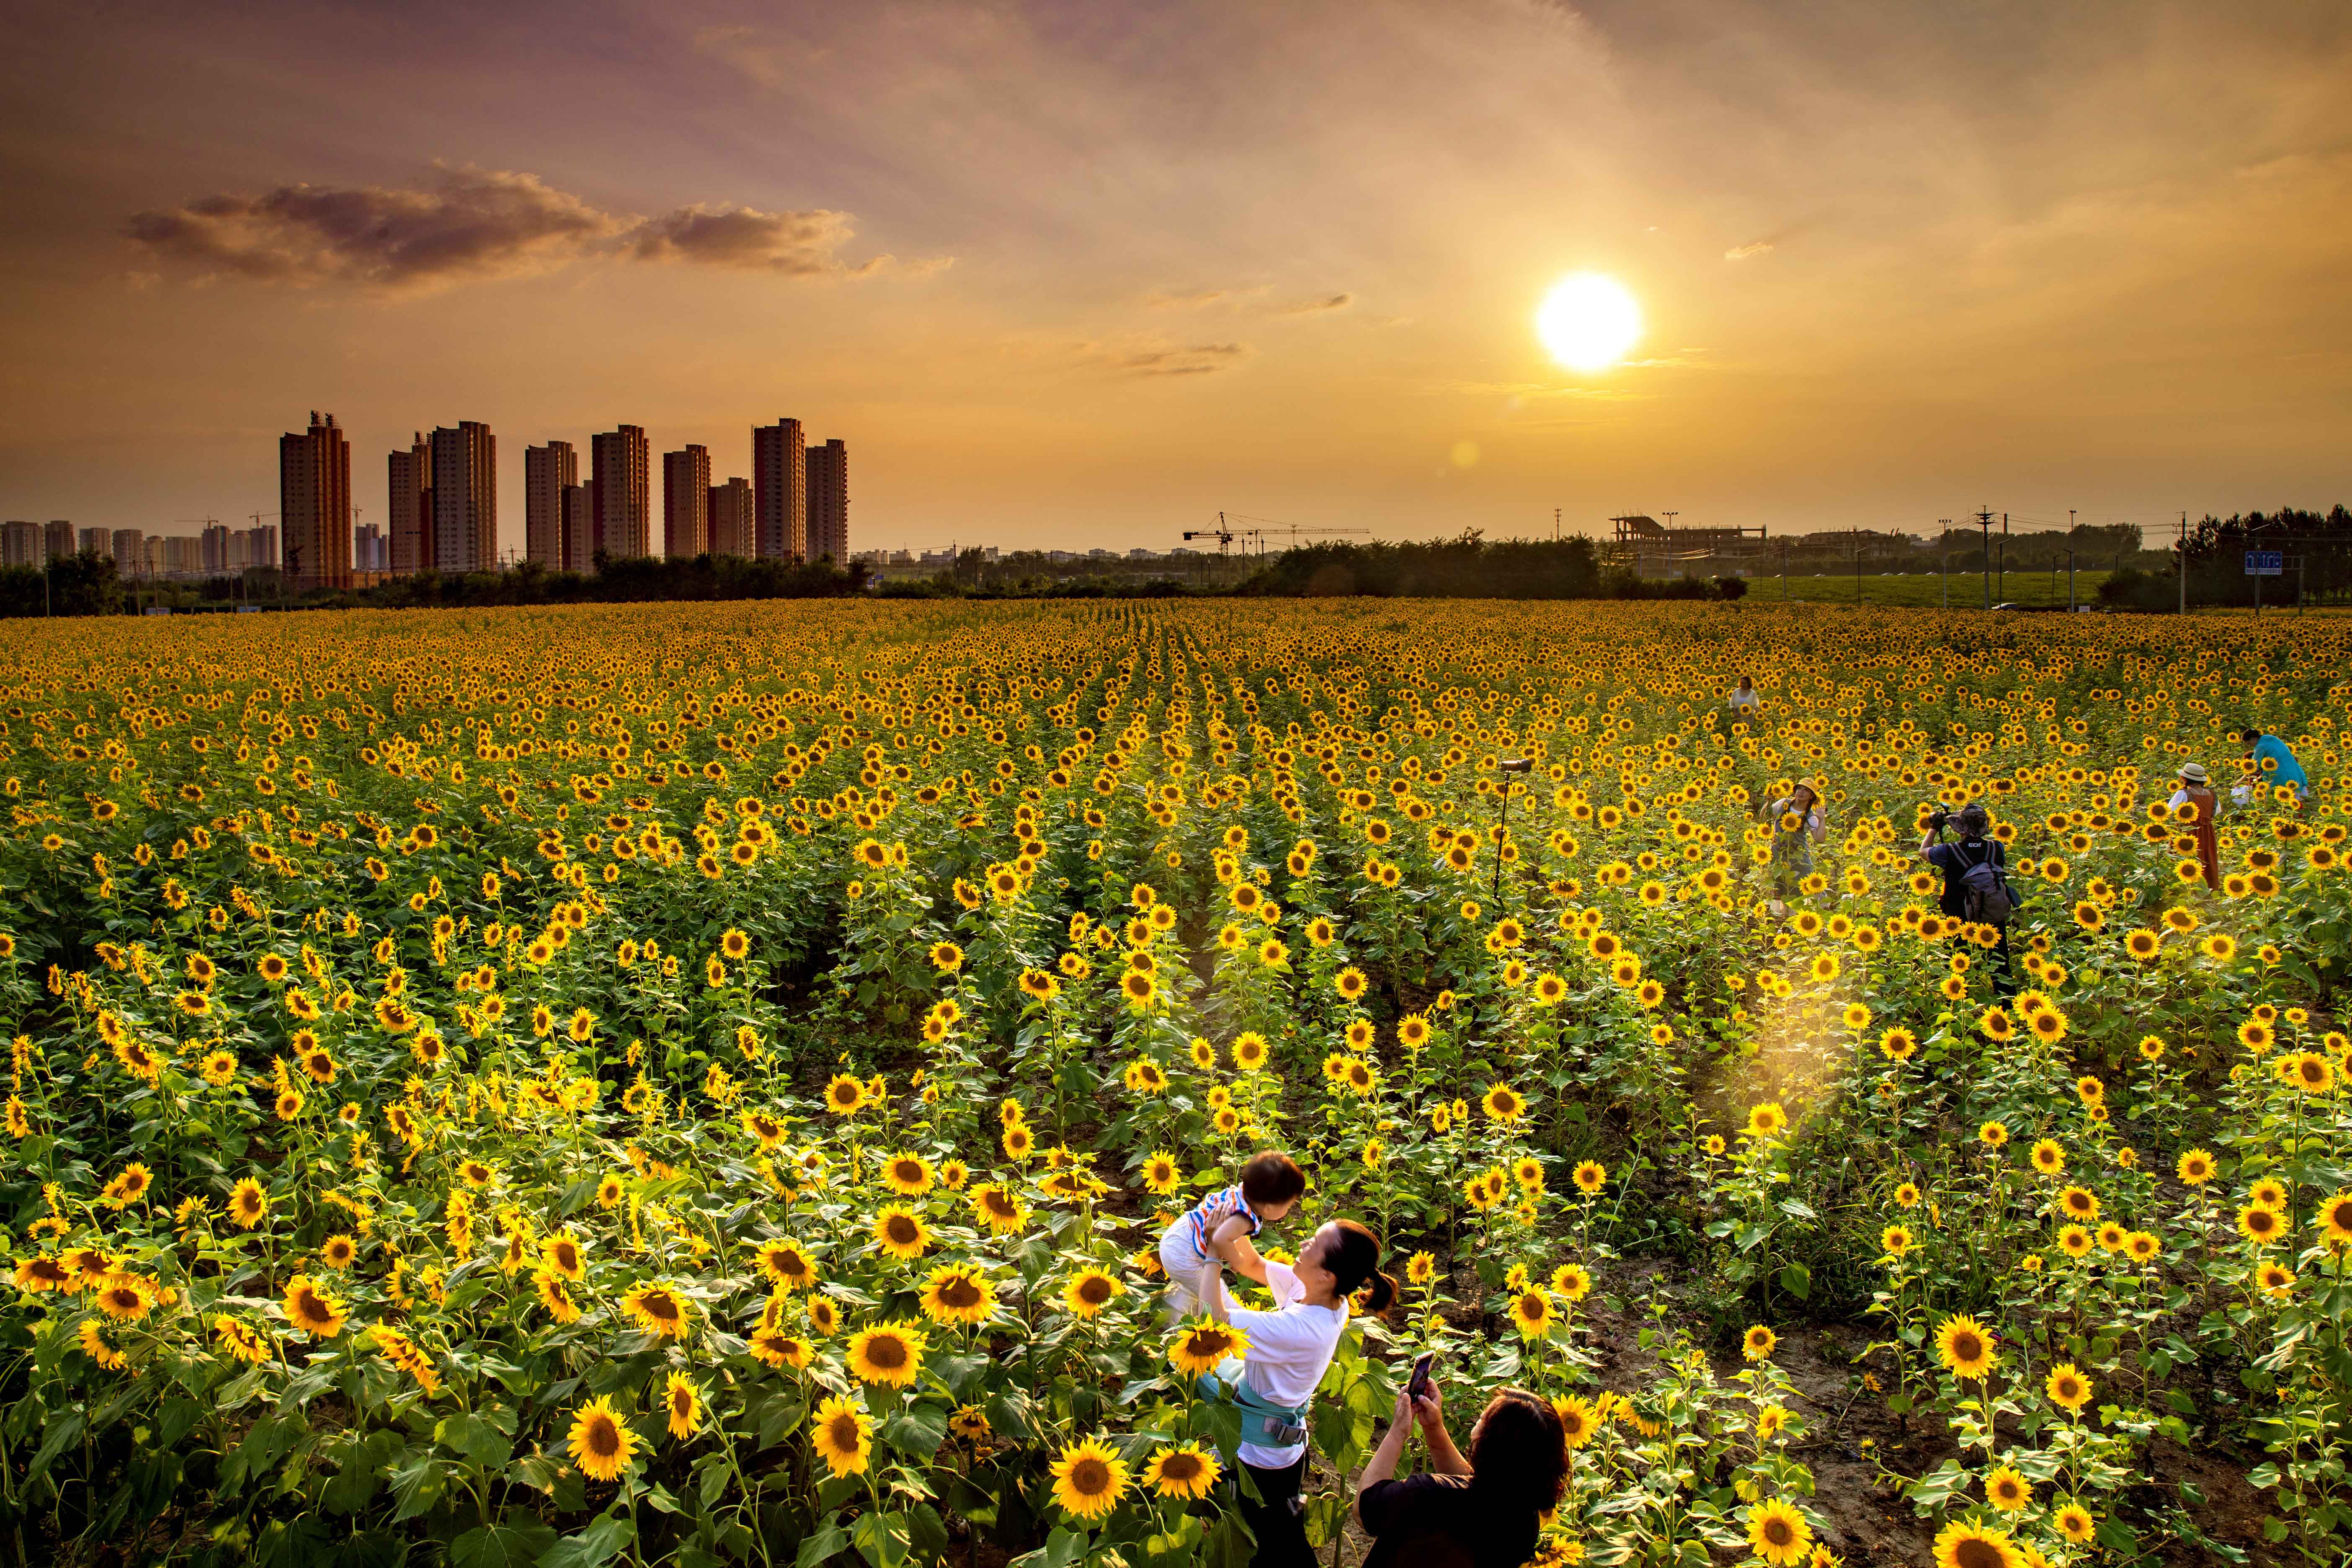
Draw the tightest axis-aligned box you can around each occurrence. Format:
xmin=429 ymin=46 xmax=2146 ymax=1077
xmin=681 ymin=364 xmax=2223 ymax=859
xmin=1326 ymin=1219 xmax=1396 ymax=1318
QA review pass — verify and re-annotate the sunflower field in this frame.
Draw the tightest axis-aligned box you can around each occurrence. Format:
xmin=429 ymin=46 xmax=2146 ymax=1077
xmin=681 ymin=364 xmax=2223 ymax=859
xmin=0 ymin=599 xmax=2348 ymax=1568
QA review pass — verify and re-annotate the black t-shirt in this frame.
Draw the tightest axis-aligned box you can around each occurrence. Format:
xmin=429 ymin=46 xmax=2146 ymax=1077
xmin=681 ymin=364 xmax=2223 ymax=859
xmin=1359 ymin=1474 xmax=1540 ymax=1568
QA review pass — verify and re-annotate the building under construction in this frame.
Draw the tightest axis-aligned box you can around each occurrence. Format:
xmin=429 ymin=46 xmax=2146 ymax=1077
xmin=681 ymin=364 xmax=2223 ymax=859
xmin=1607 ymin=514 xmax=1769 ymax=572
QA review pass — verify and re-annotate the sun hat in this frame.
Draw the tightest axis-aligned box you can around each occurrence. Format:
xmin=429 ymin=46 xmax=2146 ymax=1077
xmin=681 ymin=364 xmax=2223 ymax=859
xmin=2179 ymin=762 xmax=2209 ymax=784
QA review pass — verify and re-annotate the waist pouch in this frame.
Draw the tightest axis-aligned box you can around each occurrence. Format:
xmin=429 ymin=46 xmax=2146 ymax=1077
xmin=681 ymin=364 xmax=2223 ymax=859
xmin=1208 ymin=1361 xmax=1309 ymax=1452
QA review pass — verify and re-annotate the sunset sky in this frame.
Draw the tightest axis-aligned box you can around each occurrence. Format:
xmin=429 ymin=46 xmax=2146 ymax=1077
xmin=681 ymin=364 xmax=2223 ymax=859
xmin=2 ymin=0 xmax=2347 ymax=556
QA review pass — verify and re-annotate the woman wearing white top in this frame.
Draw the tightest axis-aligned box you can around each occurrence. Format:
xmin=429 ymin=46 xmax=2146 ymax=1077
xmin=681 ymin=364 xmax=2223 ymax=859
xmin=1204 ymin=1219 xmax=1398 ymax=1568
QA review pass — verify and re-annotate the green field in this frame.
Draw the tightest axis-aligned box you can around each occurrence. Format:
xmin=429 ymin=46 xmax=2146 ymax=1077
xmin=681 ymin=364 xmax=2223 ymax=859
xmin=1741 ymin=567 xmax=2112 ymax=609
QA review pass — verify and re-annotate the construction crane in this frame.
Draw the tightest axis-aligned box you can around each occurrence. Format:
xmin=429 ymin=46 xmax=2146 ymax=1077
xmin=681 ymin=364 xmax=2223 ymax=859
xmin=1184 ymin=511 xmax=1371 ymax=557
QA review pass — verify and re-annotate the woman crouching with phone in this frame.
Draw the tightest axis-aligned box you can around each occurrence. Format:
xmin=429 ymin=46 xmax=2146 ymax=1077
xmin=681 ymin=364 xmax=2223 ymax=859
xmin=1354 ymin=1361 xmax=1568 ymax=1568
xmin=1200 ymin=1218 xmax=1397 ymax=1568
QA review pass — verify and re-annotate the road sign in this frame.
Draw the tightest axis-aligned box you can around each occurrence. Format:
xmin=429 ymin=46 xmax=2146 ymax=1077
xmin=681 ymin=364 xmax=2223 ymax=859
xmin=2244 ymin=550 xmax=2283 ymax=576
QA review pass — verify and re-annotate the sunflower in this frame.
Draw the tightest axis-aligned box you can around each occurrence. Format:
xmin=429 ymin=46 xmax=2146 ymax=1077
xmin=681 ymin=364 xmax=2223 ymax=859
xmin=2041 ymin=1363 xmax=2098 ymax=1410
xmin=1744 ymin=1498 xmax=1813 ymax=1567
xmin=284 ymin=1274 xmax=347 ymax=1338
xmin=1934 ymin=1314 xmax=1996 ymax=1379
xmin=535 ymin=1270 xmax=582 ymax=1324
xmin=2257 ymin=1262 xmax=2297 ymax=1297
xmin=2284 ymin=1052 xmax=2334 ymax=1094
xmin=1931 ymin=1520 xmax=2021 ymax=1568
xmin=79 ymin=1320 xmax=127 ymax=1371
xmin=756 ymin=1239 xmax=815 ymax=1291
xmin=1742 ymin=1324 xmax=1777 ymax=1361
xmin=1983 ymin=1465 xmax=2031 ymax=1512
xmin=214 ymin=1315 xmax=272 ymax=1364
xmin=1878 ymin=1027 xmax=1918 ymax=1061
xmin=541 ymin=1233 xmax=586 ymax=1281
xmin=823 ymin=1074 xmax=869 ymax=1115
xmin=847 ymin=1320 xmax=927 ymax=1386
xmin=1880 ymin=1225 xmax=1914 ymax=1257
xmin=1140 ymin=1152 xmax=1181 ymax=1195
xmin=2051 ymin=1504 xmax=2094 ymax=1545
xmin=1483 ymin=1084 xmax=1526 ymax=1123
xmin=622 ymin=1283 xmax=690 ymax=1338
xmin=2028 ymin=1140 xmax=2064 ymax=1176
xmin=1893 ymin=1181 xmax=1920 ymax=1208
xmin=919 ymin=1264 xmax=995 ymax=1326
xmin=2056 ymin=1186 xmax=2099 ymax=1222
xmin=880 ymin=1152 xmax=935 ymax=1195
xmin=1977 ymin=1121 xmax=2007 ymax=1148
xmin=1744 ymin=1102 xmax=1788 ymax=1141
xmin=1232 ymin=1032 xmax=1270 ymax=1071
xmin=228 ymin=1178 xmax=270 ymax=1230
xmin=1168 ymin=1318 xmax=1247 ymax=1376
xmin=2236 ymin=1203 xmax=2286 ymax=1245
xmin=1003 ymin=1122 xmax=1036 ymax=1159
xmin=2176 ymin=1148 xmax=2215 ymax=1184
xmin=2057 ymin=1225 xmax=2093 ymax=1258
xmin=1554 ymin=1393 xmax=1598 ymax=1449
xmin=1509 ymin=1289 xmax=1553 ymax=1340
xmin=1407 ymin=1252 xmax=1437 ymax=1287
xmin=971 ymin=1184 xmax=1029 ymax=1234
xmin=874 ymin=1205 xmax=932 ymax=1260
xmin=1057 ymin=1265 xmax=1125 ymax=1317
xmin=568 ymin=1395 xmax=639 ymax=1482
xmin=319 ymin=1233 xmax=358 ymax=1270
xmin=1050 ymin=1436 xmax=1130 ymax=1521
xmin=92 ymin=1272 xmax=157 ymax=1321
xmin=1134 ymin=1441 xmax=1218 ymax=1501
xmin=663 ymin=1373 xmax=704 ymax=1439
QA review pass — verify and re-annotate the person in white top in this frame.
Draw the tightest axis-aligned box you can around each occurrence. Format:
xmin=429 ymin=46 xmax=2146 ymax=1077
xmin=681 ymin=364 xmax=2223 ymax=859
xmin=1728 ymin=674 xmax=1761 ymax=712
xmin=1203 ymin=1218 xmax=1398 ymax=1568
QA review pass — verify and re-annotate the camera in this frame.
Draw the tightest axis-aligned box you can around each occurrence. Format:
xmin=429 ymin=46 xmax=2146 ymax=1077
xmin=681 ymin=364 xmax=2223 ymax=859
xmin=1926 ymin=808 xmax=1950 ymax=831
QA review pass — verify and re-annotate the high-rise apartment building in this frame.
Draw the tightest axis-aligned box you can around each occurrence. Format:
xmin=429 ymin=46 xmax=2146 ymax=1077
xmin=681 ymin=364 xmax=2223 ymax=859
xmin=562 ymin=483 xmax=595 ymax=573
xmin=237 ymin=525 xmax=278 ymax=570
xmin=525 ymin=441 xmax=578 ymax=567
xmin=43 ymin=521 xmax=74 ymax=561
xmin=280 ymin=410 xmax=353 ymax=589
xmin=663 ymin=445 xmax=711 ymax=558
xmin=388 ymin=432 xmax=431 ymax=575
xmin=0 ymin=522 xmax=36 ymax=568
xmin=355 ymin=524 xmax=386 ymax=573
xmin=77 ymin=527 xmax=108 ymax=557
xmin=202 ymin=522 xmax=231 ymax=573
xmin=592 ymin=426 xmax=650 ymax=560
xmin=709 ymin=477 xmax=754 ymax=558
xmin=111 ymin=529 xmax=144 ymax=573
xmin=752 ymin=418 xmax=806 ymax=560
xmin=805 ymin=438 xmax=849 ymax=562
xmin=429 ymin=422 xmax=496 ymax=573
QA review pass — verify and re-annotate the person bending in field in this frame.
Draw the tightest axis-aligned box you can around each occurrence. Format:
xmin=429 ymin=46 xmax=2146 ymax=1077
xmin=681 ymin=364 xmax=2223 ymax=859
xmin=1157 ymin=1149 xmax=1304 ymax=1320
xmin=2237 ymin=726 xmax=2310 ymax=810
xmin=2167 ymin=762 xmax=2223 ymax=891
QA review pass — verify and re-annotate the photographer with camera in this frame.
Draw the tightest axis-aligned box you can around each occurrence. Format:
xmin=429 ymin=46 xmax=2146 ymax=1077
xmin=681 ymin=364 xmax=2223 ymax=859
xmin=1354 ymin=1366 xmax=1565 ymax=1568
xmin=1919 ymin=802 xmax=2015 ymax=993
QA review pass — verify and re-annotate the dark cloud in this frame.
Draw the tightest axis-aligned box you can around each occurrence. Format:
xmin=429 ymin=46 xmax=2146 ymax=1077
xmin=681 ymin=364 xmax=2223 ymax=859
xmin=125 ymin=168 xmax=927 ymax=293
xmin=1279 ymin=292 xmax=1354 ymax=314
xmin=627 ymin=204 xmax=881 ymax=276
xmin=124 ymin=168 xmax=623 ymax=293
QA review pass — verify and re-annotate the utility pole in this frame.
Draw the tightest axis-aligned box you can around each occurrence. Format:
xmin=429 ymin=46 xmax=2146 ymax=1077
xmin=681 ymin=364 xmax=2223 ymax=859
xmin=1999 ymin=513 xmax=2008 ymax=603
xmin=1852 ymin=528 xmax=1862 ymax=605
xmin=1974 ymin=507 xmax=1995 ymax=609
xmin=1553 ymin=507 xmax=1560 ymax=541
xmin=1939 ymin=521 xmax=1952 ymax=609
xmin=2178 ymin=512 xmax=2187 ymax=615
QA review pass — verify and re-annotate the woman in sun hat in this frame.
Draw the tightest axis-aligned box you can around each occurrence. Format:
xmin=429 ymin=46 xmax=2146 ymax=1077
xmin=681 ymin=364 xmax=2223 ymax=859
xmin=2167 ymin=762 xmax=2222 ymax=890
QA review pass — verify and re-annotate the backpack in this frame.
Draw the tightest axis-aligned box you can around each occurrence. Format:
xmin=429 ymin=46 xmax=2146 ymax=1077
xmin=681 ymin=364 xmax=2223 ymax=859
xmin=1952 ymin=841 xmax=2014 ymax=926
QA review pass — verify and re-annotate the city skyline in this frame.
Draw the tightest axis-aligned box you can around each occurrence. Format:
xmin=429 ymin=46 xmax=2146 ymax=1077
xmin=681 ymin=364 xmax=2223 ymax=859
xmin=1 ymin=3 xmax=2347 ymax=549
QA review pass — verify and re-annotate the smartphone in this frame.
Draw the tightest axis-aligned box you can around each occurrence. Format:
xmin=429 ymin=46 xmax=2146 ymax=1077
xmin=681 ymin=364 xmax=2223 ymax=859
xmin=1406 ymin=1351 xmax=1435 ymax=1401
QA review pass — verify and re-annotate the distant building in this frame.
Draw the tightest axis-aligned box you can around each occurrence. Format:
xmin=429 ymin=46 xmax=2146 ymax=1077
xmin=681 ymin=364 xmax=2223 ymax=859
xmin=201 ymin=522 xmax=231 ymax=573
xmin=0 ymin=521 xmax=36 ymax=567
xmin=234 ymin=525 xmax=278 ymax=570
xmin=708 ymin=477 xmax=753 ymax=558
xmin=78 ymin=527 xmax=108 ymax=556
xmin=1127 ymin=547 xmax=1158 ymax=560
xmin=43 ymin=521 xmax=74 ymax=561
xmin=355 ymin=524 xmax=386 ymax=572
xmin=592 ymin=424 xmax=650 ymax=560
xmin=524 ymin=441 xmax=577 ymax=568
xmin=429 ymin=422 xmax=496 ymax=573
xmin=281 ymin=410 xmax=353 ymax=589
xmin=805 ymin=438 xmax=848 ymax=562
xmin=562 ymin=483 xmax=594 ymax=573
xmin=112 ymin=529 xmax=145 ymax=574
xmin=388 ymin=432 xmax=431 ymax=575
xmin=663 ymin=445 xmax=711 ymax=558
xmin=752 ymin=418 xmax=806 ymax=560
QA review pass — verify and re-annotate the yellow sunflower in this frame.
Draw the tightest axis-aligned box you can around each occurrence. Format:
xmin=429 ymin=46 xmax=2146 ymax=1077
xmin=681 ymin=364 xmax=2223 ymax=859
xmin=1143 ymin=1442 xmax=1221 ymax=1500
xmin=1050 ymin=1436 xmax=1130 ymax=1521
xmin=809 ymin=1395 xmax=873 ymax=1478
xmin=1744 ymin=1498 xmax=1813 ymax=1567
xmin=846 ymin=1320 xmax=928 ymax=1386
xmin=1934 ymin=1314 xmax=1996 ymax=1379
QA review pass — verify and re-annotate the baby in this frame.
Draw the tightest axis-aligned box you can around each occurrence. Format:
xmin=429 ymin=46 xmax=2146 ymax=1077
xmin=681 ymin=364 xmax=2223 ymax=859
xmin=1156 ymin=1149 xmax=1305 ymax=1318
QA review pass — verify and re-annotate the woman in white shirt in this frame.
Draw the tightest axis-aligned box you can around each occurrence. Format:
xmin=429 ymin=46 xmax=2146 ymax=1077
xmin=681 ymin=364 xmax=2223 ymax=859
xmin=1204 ymin=1219 xmax=1398 ymax=1568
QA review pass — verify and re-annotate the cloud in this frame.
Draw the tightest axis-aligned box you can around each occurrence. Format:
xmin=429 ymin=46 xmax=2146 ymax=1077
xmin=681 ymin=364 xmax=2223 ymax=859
xmin=1146 ymin=287 xmax=1242 ymax=309
xmin=124 ymin=167 xmax=626 ymax=293
xmin=1279 ymin=292 xmax=1354 ymax=315
xmin=1078 ymin=339 xmax=1249 ymax=377
xmin=126 ymin=167 xmax=929 ymax=294
xmin=628 ymin=204 xmax=891 ymax=276
xmin=1723 ymin=240 xmax=1774 ymax=261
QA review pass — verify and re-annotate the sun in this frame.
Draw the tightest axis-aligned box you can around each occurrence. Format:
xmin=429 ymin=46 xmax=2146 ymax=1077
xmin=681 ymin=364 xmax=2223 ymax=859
xmin=1536 ymin=273 xmax=1642 ymax=372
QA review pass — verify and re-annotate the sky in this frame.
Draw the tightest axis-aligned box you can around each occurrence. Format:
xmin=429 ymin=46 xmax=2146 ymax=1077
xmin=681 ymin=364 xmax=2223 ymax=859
xmin=1 ymin=0 xmax=2347 ymax=557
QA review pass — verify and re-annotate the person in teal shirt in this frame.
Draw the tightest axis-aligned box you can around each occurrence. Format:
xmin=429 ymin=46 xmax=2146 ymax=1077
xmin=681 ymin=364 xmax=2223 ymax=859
xmin=2239 ymin=727 xmax=2310 ymax=805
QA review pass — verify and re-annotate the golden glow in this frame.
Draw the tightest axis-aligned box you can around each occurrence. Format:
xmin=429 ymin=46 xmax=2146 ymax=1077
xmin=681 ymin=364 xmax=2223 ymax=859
xmin=1536 ymin=273 xmax=1642 ymax=372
